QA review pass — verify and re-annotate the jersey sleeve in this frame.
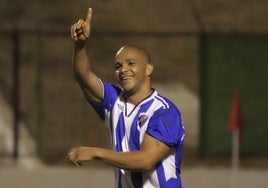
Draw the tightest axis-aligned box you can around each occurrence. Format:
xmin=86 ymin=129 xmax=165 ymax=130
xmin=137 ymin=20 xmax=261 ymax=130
xmin=90 ymin=80 xmax=121 ymax=121
xmin=146 ymin=107 xmax=185 ymax=148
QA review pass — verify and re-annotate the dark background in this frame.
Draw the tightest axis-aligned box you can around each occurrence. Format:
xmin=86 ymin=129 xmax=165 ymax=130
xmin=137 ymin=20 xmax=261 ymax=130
xmin=0 ymin=0 xmax=267 ymax=164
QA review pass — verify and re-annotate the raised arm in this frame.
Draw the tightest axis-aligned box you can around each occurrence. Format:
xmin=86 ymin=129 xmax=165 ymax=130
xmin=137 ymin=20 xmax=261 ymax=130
xmin=67 ymin=134 xmax=170 ymax=170
xmin=71 ymin=8 xmax=103 ymax=104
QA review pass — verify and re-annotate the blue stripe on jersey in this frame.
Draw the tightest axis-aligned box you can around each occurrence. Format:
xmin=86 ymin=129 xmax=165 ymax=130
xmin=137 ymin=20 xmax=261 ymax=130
xmin=129 ymin=113 xmax=141 ymax=151
xmin=115 ymin=113 xmax=125 ymax=152
xmin=175 ymin=146 xmax=183 ymax=176
xmin=117 ymin=169 xmax=123 ymax=188
xmin=131 ymin=172 xmax=143 ymax=188
xmin=156 ymin=163 xmax=167 ymax=187
xmin=129 ymin=99 xmax=154 ymax=151
xmin=128 ymin=99 xmax=155 ymax=188
xmin=156 ymin=162 xmax=182 ymax=188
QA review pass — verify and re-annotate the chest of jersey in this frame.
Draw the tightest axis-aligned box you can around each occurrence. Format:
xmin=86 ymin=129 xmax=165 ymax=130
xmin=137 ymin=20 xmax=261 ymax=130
xmin=110 ymin=99 xmax=155 ymax=152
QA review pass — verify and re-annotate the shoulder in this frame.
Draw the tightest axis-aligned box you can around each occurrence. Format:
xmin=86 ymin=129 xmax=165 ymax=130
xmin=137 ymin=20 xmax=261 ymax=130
xmin=152 ymin=92 xmax=181 ymax=116
xmin=100 ymin=81 xmax=122 ymax=103
xmin=148 ymin=92 xmax=183 ymax=131
xmin=96 ymin=80 xmax=123 ymax=111
xmin=102 ymin=81 xmax=122 ymax=95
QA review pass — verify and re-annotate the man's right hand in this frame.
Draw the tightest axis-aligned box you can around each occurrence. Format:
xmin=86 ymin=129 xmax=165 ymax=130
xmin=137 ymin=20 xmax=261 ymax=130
xmin=71 ymin=8 xmax=92 ymax=43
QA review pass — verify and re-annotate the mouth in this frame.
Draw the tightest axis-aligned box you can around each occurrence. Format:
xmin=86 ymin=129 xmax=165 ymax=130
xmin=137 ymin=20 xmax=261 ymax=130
xmin=119 ymin=74 xmax=133 ymax=82
xmin=118 ymin=75 xmax=134 ymax=85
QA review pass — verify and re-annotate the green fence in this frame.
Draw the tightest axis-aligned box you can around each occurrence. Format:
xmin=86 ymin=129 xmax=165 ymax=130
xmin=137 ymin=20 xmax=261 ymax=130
xmin=199 ymin=34 xmax=268 ymax=156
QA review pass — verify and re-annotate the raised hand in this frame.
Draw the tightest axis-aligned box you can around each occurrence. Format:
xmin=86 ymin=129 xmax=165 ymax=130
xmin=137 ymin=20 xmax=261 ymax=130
xmin=71 ymin=8 xmax=92 ymax=43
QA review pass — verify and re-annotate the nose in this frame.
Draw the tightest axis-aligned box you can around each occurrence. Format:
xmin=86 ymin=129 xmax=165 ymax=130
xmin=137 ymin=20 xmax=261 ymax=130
xmin=120 ymin=62 xmax=128 ymax=72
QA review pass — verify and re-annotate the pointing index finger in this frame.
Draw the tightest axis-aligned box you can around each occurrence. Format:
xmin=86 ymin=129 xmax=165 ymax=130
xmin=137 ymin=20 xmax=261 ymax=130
xmin=85 ymin=8 xmax=92 ymax=24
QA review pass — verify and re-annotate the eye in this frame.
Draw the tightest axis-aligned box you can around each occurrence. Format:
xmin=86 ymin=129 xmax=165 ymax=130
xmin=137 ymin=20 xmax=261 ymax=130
xmin=128 ymin=61 xmax=136 ymax=66
xmin=115 ymin=62 xmax=122 ymax=71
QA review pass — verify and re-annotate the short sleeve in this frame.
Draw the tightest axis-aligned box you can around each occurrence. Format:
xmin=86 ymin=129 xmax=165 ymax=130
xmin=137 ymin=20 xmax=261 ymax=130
xmin=146 ymin=108 xmax=185 ymax=148
xmin=90 ymin=81 xmax=121 ymax=121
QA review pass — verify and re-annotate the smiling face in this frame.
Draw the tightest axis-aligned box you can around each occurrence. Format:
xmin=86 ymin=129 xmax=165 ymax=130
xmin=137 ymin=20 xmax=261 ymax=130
xmin=114 ymin=46 xmax=153 ymax=97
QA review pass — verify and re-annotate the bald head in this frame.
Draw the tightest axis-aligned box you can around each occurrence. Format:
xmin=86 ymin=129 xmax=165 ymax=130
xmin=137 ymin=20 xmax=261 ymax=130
xmin=116 ymin=45 xmax=152 ymax=65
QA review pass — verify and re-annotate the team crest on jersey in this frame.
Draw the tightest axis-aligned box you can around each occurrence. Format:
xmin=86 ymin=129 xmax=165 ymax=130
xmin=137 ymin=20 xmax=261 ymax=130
xmin=138 ymin=113 xmax=148 ymax=127
xmin=117 ymin=104 xmax=124 ymax=111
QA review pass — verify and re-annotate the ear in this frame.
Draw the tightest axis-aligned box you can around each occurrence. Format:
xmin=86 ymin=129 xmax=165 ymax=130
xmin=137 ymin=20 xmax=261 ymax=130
xmin=146 ymin=63 xmax=154 ymax=77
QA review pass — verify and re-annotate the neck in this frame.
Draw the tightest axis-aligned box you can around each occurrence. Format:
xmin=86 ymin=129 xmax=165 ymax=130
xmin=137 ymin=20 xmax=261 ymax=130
xmin=124 ymin=87 xmax=153 ymax=105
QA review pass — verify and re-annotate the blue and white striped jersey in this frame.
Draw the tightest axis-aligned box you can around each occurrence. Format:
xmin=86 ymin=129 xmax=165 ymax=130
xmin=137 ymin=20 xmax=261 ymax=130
xmin=91 ymin=81 xmax=185 ymax=188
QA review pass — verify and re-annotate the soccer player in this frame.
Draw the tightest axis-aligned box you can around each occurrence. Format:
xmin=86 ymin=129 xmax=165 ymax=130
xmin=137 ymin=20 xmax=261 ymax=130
xmin=67 ymin=8 xmax=185 ymax=188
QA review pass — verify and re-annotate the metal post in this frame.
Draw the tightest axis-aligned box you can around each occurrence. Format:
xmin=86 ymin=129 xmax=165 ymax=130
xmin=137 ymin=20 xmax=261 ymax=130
xmin=33 ymin=31 xmax=42 ymax=155
xmin=12 ymin=29 xmax=20 ymax=159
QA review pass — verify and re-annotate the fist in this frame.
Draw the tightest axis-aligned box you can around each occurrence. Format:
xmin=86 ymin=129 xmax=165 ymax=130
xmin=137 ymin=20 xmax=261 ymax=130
xmin=66 ymin=146 xmax=95 ymax=166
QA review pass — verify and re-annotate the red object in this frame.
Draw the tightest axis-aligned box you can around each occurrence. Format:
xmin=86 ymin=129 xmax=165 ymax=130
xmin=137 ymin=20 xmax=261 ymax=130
xmin=228 ymin=91 xmax=243 ymax=144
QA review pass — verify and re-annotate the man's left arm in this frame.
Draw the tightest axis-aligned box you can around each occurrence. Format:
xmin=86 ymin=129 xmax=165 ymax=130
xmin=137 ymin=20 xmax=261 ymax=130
xmin=67 ymin=134 xmax=170 ymax=170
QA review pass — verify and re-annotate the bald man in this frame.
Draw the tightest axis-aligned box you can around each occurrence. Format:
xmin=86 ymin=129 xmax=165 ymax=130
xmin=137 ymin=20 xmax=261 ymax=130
xmin=67 ymin=8 xmax=185 ymax=188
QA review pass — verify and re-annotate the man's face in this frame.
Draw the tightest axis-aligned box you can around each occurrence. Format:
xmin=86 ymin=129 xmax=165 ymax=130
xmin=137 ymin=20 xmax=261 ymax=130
xmin=114 ymin=46 xmax=151 ymax=94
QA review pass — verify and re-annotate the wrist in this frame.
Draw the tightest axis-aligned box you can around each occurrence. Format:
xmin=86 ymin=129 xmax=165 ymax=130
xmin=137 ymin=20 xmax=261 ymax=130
xmin=74 ymin=40 xmax=87 ymax=49
xmin=93 ymin=147 xmax=102 ymax=160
